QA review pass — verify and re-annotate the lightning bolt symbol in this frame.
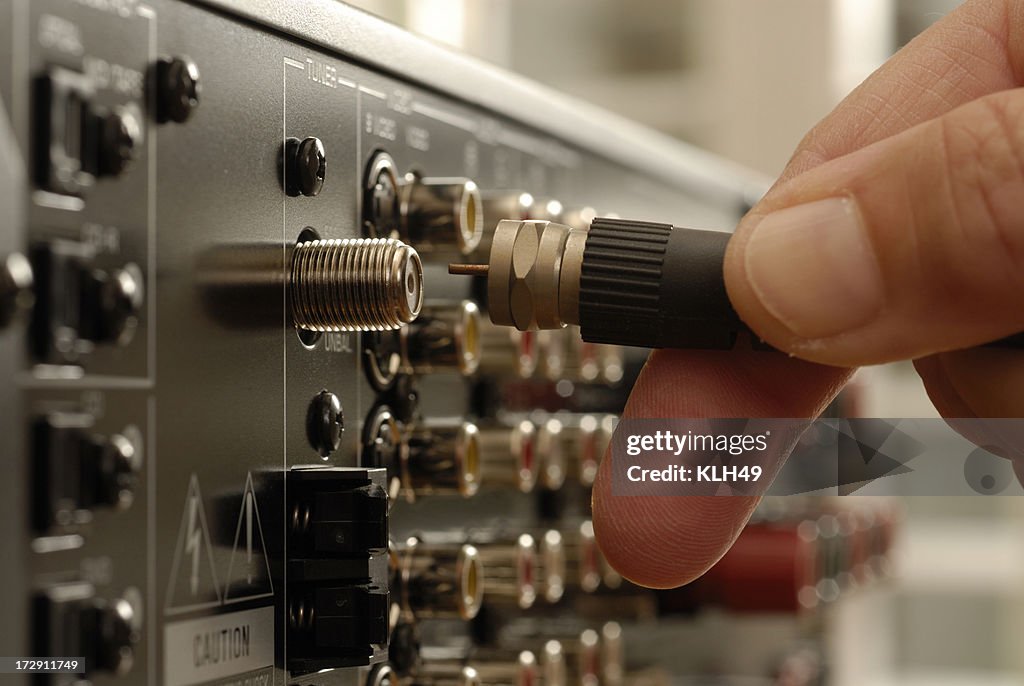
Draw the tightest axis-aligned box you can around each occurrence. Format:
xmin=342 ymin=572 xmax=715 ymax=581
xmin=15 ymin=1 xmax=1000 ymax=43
xmin=185 ymin=492 xmax=202 ymax=596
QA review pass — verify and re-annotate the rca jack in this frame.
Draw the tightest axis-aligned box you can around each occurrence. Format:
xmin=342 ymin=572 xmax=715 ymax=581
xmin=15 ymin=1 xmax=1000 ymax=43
xmin=476 ymin=419 xmax=538 ymax=494
xmin=405 ymin=420 xmax=482 ymax=498
xmin=398 ymin=537 xmax=484 ymax=621
xmin=403 ymin=300 xmax=481 ymax=375
xmin=475 ymin=533 xmax=538 ymax=610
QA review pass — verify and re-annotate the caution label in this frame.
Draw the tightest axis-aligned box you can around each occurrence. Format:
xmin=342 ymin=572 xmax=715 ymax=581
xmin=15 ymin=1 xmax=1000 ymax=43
xmin=163 ymin=607 xmax=274 ymax=686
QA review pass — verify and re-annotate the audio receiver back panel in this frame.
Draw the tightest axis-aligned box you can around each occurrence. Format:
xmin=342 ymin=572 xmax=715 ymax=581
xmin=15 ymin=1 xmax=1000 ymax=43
xmin=1 ymin=2 xmax=889 ymax=686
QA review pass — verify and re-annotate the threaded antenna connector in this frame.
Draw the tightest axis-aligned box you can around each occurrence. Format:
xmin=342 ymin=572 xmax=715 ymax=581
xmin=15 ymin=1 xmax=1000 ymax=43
xmin=291 ymin=237 xmax=424 ymax=332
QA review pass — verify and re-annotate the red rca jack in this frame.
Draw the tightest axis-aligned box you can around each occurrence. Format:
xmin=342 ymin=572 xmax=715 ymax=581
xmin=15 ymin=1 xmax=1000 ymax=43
xmin=536 ymin=329 xmax=567 ymax=381
xmin=563 ymin=327 xmax=601 ymax=383
xmin=477 ymin=319 xmax=539 ymax=379
xmin=562 ymin=520 xmax=602 ymax=594
xmin=599 ymin=622 xmax=625 ymax=686
xmin=561 ymin=629 xmax=601 ymax=686
xmin=474 ymin=533 xmax=539 ymax=610
xmin=538 ymin=529 xmax=566 ymax=604
xmin=556 ymin=414 xmax=603 ymax=488
xmin=536 ymin=417 xmax=567 ymax=492
xmin=476 ymin=419 xmax=539 ymax=494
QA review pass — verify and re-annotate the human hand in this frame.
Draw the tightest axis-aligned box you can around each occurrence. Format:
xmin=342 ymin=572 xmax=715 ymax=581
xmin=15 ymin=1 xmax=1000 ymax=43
xmin=593 ymin=0 xmax=1024 ymax=588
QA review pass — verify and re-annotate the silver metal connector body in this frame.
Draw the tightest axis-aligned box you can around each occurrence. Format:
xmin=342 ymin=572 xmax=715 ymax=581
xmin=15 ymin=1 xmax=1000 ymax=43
xmin=476 ymin=319 xmax=538 ymax=378
xmin=559 ymin=414 xmax=602 ymax=488
xmin=538 ymin=529 xmax=566 ymax=604
xmin=477 ymin=419 xmax=538 ymax=494
xmin=564 ymin=520 xmax=601 ymax=593
xmin=475 ymin=533 xmax=538 ymax=610
xmin=400 ymin=537 xmax=484 ymax=620
xmin=405 ymin=420 xmax=482 ymax=498
xmin=486 ymin=220 xmax=585 ymax=331
xmin=536 ymin=416 xmax=567 ymax=491
xmin=403 ymin=175 xmax=483 ymax=256
xmin=291 ymin=237 xmax=423 ymax=331
xmin=413 ymin=664 xmax=482 ymax=686
xmin=403 ymin=300 xmax=482 ymax=375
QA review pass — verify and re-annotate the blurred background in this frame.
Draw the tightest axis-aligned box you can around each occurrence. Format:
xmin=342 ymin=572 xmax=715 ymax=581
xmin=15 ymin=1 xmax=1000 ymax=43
xmin=346 ymin=2 xmax=1024 ymax=685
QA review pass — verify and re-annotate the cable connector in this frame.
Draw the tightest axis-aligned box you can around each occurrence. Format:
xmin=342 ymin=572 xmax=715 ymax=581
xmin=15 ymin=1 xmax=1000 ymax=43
xmin=451 ymin=218 xmax=747 ymax=350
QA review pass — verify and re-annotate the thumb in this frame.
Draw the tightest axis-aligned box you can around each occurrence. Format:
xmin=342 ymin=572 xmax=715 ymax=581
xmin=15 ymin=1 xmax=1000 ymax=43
xmin=726 ymin=88 xmax=1024 ymax=366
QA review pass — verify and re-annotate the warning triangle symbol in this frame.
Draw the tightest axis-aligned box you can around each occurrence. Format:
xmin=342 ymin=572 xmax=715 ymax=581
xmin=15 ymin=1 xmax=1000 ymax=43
xmin=165 ymin=474 xmax=222 ymax=613
xmin=224 ymin=472 xmax=274 ymax=601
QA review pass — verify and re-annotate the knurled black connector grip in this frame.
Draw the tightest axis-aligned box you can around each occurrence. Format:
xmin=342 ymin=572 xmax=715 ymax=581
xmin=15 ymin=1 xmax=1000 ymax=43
xmin=577 ymin=217 xmax=1024 ymax=352
xmin=578 ymin=218 xmax=749 ymax=350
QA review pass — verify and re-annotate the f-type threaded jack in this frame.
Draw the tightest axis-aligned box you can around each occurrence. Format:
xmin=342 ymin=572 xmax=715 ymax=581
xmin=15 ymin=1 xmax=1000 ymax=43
xmin=291 ymin=237 xmax=424 ymax=332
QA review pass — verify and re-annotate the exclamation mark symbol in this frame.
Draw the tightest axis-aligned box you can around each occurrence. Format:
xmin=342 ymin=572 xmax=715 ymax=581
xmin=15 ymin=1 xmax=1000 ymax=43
xmin=186 ymin=494 xmax=202 ymax=596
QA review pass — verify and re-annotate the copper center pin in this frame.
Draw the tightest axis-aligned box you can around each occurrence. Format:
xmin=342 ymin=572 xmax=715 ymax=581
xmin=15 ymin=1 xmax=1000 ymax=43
xmin=449 ymin=263 xmax=490 ymax=276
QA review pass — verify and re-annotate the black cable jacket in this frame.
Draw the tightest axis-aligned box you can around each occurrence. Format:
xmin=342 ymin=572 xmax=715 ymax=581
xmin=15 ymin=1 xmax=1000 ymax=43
xmin=578 ymin=218 xmax=748 ymax=349
xmin=577 ymin=218 xmax=1024 ymax=352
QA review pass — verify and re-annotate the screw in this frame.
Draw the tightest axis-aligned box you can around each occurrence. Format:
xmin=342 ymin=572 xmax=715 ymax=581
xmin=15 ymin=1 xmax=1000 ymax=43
xmin=155 ymin=56 xmax=201 ymax=123
xmin=90 ymin=596 xmax=137 ymax=675
xmin=307 ymin=390 xmax=344 ymax=457
xmin=285 ymin=137 xmax=327 ymax=197
xmin=102 ymin=431 xmax=140 ymax=509
xmin=0 ymin=252 xmax=34 ymax=330
xmin=82 ymin=263 xmax=144 ymax=345
xmin=99 ymin=107 xmax=142 ymax=177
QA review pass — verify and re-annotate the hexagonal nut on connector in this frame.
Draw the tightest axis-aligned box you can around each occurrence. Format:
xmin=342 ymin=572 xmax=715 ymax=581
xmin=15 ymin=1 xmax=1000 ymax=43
xmin=487 ymin=220 xmax=570 ymax=331
xmin=507 ymin=222 xmax=544 ymax=330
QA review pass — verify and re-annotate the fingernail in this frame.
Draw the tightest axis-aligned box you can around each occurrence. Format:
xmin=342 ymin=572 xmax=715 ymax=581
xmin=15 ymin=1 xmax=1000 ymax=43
xmin=743 ymin=197 xmax=884 ymax=339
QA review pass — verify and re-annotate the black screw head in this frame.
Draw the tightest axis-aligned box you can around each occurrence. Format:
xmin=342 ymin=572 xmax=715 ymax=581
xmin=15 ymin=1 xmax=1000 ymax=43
xmin=87 ymin=263 xmax=144 ymax=345
xmin=99 ymin=107 xmax=142 ymax=177
xmin=285 ymin=136 xmax=327 ymax=197
xmin=307 ymin=390 xmax=344 ymax=457
xmin=155 ymin=56 xmax=201 ymax=124
xmin=90 ymin=597 xmax=138 ymax=675
xmin=100 ymin=432 xmax=141 ymax=509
